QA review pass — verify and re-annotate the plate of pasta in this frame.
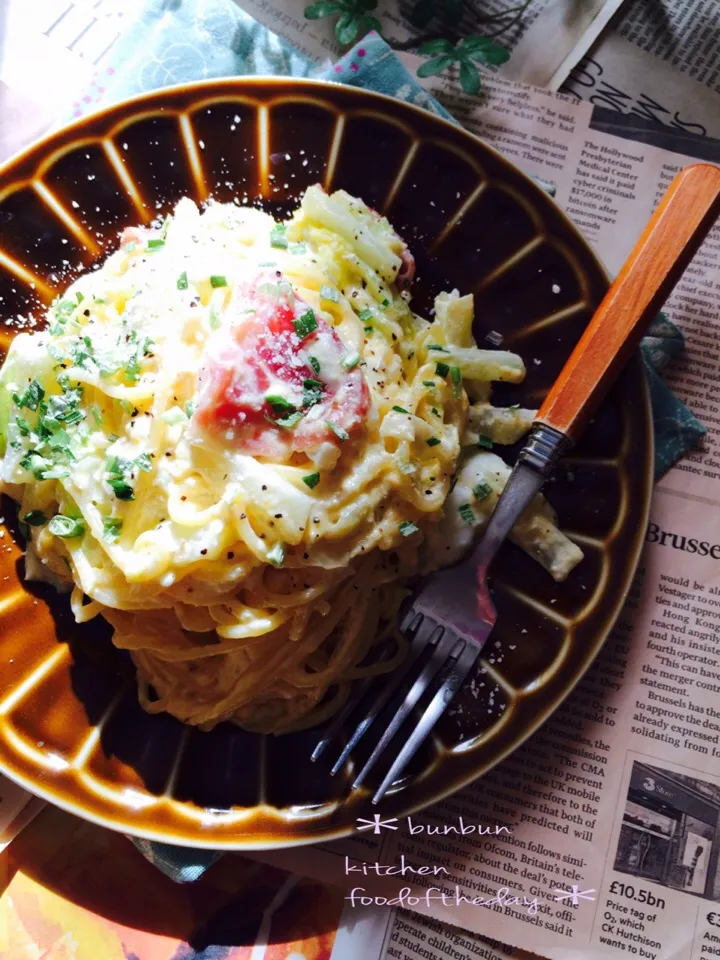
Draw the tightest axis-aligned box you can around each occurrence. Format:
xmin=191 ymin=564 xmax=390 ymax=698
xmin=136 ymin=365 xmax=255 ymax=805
xmin=0 ymin=79 xmax=652 ymax=847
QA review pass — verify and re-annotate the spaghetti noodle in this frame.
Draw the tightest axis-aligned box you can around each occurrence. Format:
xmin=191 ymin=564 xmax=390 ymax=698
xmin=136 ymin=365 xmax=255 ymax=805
xmin=0 ymin=187 xmax=582 ymax=733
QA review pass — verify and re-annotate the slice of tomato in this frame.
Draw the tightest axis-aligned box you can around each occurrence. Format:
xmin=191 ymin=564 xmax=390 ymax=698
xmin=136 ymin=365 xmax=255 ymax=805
xmin=120 ymin=226 xmax=153 ymax=247
xmin=194 ymin=273 xmax=369 ymax=459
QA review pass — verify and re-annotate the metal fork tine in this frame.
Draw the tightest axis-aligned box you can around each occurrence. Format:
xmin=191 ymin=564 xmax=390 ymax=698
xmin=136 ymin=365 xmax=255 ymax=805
xmin=372 ymin=641 xmax=480 ymax=804
xmin=399 ymin=606 xmax=422 ymax=634
xmin=311 ymin=673 xmax=376 ymax=763
xmin=352 ymin=627 xmax=457 ymax=789
xmin=328 ymin=620 xmax=436 ymax=775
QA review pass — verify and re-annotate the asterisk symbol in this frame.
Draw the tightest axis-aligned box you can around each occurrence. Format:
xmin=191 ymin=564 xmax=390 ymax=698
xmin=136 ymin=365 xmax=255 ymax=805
xmin=356 ymin=814 xmax=399 ymax=835
xmin=554 ymin=885 xmax=596 ymax=905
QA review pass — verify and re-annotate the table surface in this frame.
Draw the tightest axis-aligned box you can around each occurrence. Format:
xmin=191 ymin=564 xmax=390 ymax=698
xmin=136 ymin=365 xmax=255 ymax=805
xmin=2 ymin=805 xmax=349 ymax=959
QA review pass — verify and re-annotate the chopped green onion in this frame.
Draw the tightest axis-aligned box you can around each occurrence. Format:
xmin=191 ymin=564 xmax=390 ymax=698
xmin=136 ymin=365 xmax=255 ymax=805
xmin=326 ymin=420 xmax=349 ymax=441
xmin=162 ymin=406 xmax=187 ymax=425
xmin=48 ymin=428 xmax=72 ymax=451
xmin=102 ymin=517 xmax=123 ymax=542
xmin=108 ymin=477 xmax=134 ymax=501
xmin=364 ymin=326 xmax=373 ymax=335
xmin=274 ymin=411 xmax=304 ymax=429
xmin=381 ymin=298 xmax=390 ymax=308
xmin=15 ymin=416 xmax=30 ymax=437
xmin=118 ymin=398 xmax=134 ymax=415
xmin=185 ymin=400 xmax=197 ymax=418
xmin=124 ymin=353 xmax=141 ymax=383
xmin=431 ymin=407 xmax=441 ymax=416
xmin=61 ymin=408 xmax=83 ymax=427
xmin=13 ymin=380 xmax=45 ymax=412
xmin=289 ymin=242 xmax=307 ymax=254
xmin=308 ymin=356 xmax=321 ymax=375
xmin=40 ymin=465 xmax=71 ymax=480
xmin=49 ymin=296 xmax=82 ymax=334
xmin=49 ymin=514 xmax=86 ymax=538
xmin=22 ymin=511 xmax=46 ymax=526
xmin=210 ymin=275 xmax=227 ymax=288
xmin=399 ymin=521 xmax=419 ymax=537
xmin=105 ymin=455 xmax=124 ymax=474
xmin=209 ymin=305 xmax=221 ymax=330
xmin=477 ymin=435 xmax=493 ymax=449
xmin=426 ymin=437 xmax=441 ymax=447
xmin=147 ymin=238 xmax=165 ymax=250
xmin=422 ymin=380 xmax=436 ymax=388
xmin=302 ymin=378 xmax=324 ymax=408
xmin=293 ymin=309 xmax=318 ymax=339
xmin=435 ymin=361 xmax=450 ymax=378
xmin=135 ymin=453 xmax=152 ymax=473
xmin=342 ymin=352 xmax=361 ymax=371
xmin=19 ymin=452 xmax=48 ymax=477
xmin=428 ymin=344 xmax=449 ymax=352
xmin=105 ymin=457 xmax=136 ymax=501
xmin=302 ymin=472 xmax=321 ymax=489
xmin=320 ymin=284 xmax=340 ymax=304
xmin=357 ymin=308 xmax=373 ymax=322
xmin=458 ymin=503 xmax=475 ymax=525
xmin=450 ymin=366 xmax=462 ymax=398
xmin=177 ymin=271 xmax=189 ymax=290
xmin=270 ymin=225 xmax=289 ymax=249
xmin=473 ymin=482 xmax=493 ymax=501
xmin=266 ymin=394 xmax=296 ymax=414
xmin=267 ymin=542 xmax=285 ymax=567
xmin=91 ymin=405 xmax=103 ymax=427
xmin=392 ymin=405 xmax=409 ymax=414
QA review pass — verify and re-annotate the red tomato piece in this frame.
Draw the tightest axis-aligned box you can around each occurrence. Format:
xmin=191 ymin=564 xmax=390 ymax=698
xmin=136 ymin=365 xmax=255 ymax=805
xmin=397 ymin=248 xmax=416 ymax=289
xmin=194 ymin=273 xmax=369 ymax=459
xmin=120 ymin=226 xmax=152 ymax=247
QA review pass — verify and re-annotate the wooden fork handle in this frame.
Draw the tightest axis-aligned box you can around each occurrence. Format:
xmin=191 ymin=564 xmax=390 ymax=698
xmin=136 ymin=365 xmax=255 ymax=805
xmin=537 ymin=163 xmax=720 ymax=440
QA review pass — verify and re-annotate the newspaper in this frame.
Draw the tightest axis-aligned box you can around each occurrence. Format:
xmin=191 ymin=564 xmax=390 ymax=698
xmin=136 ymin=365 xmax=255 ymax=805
xmin=563 ymin=32 xmax=720 ymax=142
xmin=565 ymin=3 xmax=720 ymax=140
xmin=232 ymin=0 xmax=626 ymax=89
xmin=245 ymin=64 xmax=720 ymax=960
xmin=613 ymin=0 xmax=720 ymax=86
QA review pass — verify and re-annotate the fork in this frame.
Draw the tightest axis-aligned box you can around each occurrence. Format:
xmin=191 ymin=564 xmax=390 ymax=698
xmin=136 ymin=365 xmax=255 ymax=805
xmin=312 ymin=163 xmax=720 ymax=804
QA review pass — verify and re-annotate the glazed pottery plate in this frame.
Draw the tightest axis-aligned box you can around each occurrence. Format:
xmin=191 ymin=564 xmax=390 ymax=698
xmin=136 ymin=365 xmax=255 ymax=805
xmin=0 ymin=79 xmax=652 ymax=848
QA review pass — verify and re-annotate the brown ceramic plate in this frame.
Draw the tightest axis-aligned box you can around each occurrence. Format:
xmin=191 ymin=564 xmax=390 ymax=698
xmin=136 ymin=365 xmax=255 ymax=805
xmin=0 ymin=78 xmax=652 ymax=848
